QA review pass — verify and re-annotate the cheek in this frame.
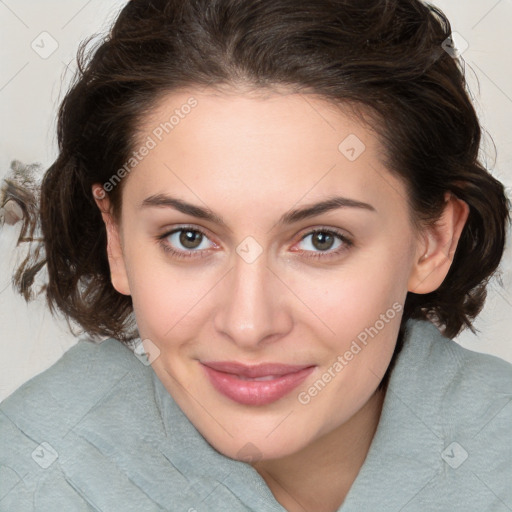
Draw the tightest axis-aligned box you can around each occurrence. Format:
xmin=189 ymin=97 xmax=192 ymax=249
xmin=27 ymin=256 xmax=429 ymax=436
xmin=290 ymin=250 xmax=410 ymax=335
xmin=284 ymin=247 xmax=411 ymax=393
xmin=125 ymin=249 xmax=218 ymax=342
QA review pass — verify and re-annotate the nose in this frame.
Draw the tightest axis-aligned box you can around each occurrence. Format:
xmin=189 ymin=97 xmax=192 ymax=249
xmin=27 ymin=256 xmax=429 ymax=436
xmin=213 ymin=251 xmax=293 ymax=350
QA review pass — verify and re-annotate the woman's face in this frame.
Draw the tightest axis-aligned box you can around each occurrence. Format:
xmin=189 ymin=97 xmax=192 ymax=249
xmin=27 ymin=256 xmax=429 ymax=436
xmin=98 ymin=88 xmax=433 ymax=460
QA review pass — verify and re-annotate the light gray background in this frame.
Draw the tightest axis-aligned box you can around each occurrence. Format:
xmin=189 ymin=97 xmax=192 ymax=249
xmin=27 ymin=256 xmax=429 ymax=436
xmin=1 ymin=0 xmax=511 ymax=401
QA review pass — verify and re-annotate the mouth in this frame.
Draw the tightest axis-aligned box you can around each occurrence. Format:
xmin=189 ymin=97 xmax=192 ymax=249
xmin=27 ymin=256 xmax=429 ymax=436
xmin=200 ymin=361 xmax=316 ymax=406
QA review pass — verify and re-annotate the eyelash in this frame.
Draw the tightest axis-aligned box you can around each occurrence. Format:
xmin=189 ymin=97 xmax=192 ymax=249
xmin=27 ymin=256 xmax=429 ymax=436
xmin=156 ymin=225 xmax=353 ymax=261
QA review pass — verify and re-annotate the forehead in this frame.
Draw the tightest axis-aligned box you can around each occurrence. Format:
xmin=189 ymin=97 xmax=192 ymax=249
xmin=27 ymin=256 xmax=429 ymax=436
xmin=139 ymin=87 xmax=379 ymax=159
xmin=126 ymin=88 xmax=410 ymax=223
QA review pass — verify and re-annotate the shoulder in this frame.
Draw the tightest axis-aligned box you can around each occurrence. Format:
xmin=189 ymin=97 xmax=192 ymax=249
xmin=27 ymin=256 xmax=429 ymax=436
xmin=404 ymin=318 xmax=512 ymax=398
xmin=0 ymin=337 xmax=140 ymax=430
xmin=399 ymin=319 xmax=512 ymax=425
xmin=343 ymin=320 xmax=512 ymax=511
xmin=399 ymin=320 xmax=512 ymax=507
xmin=0 ymin=338 xmax=165 ymax=511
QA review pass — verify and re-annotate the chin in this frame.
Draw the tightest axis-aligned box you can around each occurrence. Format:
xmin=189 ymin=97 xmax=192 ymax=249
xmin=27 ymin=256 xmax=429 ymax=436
xmin=199 ymin=419 xmax=315 ymax=462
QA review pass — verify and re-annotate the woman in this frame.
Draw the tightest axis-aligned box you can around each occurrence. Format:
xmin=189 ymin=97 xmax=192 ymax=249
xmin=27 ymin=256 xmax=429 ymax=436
xmin=0 ymin=0 xmax=511 ymax=510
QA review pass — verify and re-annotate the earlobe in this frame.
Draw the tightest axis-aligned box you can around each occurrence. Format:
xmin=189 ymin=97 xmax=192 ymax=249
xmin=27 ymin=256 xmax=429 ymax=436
xmin=408 ymin=192 xmax=469 ymax=294
xmin=92 ymin=185 xmax=131 ymax=296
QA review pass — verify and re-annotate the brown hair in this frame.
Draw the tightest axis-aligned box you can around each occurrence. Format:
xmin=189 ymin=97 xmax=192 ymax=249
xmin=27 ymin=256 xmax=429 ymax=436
xmin=7 ymin=0 xmax=510 ymax=381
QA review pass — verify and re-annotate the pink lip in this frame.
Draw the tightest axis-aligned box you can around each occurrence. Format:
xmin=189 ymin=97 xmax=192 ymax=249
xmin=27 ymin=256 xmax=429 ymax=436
xmin=201 ymin=361 xmax=315 ymax=406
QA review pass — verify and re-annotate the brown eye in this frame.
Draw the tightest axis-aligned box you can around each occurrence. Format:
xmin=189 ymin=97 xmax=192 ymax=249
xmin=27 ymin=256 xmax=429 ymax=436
xmin=311 ymin=231 xmax=335 ymax=251
xmin=179 ymin=229 xmax=203 ymax=249
xmin=294 ymin=228 xmax=353 ymax=260
xmin=299 ymin=230 xmax=342 ymax=252
xmin=157 ymin=226 xmax=217 ymax=259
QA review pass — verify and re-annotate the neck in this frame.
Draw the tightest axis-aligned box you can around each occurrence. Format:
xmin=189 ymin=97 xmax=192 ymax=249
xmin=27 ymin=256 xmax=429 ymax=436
xmin=252 ymin=388 xmax=385 ymax=512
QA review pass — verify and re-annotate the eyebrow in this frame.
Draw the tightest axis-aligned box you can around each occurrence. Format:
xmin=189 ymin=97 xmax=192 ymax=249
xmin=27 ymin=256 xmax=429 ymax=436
xmin=140 ymin=194 xmax=376 ymax=228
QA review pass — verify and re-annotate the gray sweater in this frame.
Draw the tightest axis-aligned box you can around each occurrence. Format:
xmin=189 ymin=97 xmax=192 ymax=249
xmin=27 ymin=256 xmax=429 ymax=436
xmin=1 ymin=319 xmax=511 ymax=511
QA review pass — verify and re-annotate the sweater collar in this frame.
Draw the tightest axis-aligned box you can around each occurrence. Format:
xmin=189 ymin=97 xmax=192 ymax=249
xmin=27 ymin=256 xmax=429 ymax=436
xmin=152 ymin=319 xmax=445 ymax=511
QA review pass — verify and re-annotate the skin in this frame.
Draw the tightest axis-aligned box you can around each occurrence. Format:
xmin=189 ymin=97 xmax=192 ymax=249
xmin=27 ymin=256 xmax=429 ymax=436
xmin=93 ymin=87 xmax=469 ymax=511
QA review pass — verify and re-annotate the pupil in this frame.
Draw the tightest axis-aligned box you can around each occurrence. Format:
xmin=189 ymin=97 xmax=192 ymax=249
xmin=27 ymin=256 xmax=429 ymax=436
xmin=180 ymin=230 xmax=201 ymax=249
xmin=314 ymin=232 xmax=333 ymax=251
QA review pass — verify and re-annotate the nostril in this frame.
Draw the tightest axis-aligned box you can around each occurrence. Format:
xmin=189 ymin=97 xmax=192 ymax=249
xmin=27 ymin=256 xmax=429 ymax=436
xmin=1 ymin=200 xmax=24 ymax=226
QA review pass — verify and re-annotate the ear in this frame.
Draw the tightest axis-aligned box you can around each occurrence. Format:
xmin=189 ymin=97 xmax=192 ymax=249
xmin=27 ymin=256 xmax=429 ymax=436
xmin=408 ymin=192 xmax=469 ymax=294
xmin=92 ymin=184 xmax=131 ymax=296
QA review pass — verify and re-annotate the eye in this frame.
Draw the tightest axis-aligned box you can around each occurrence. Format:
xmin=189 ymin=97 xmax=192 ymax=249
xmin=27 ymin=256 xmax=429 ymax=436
xmin=293 ymin=228 xmax=353 ymax=259
xmin=156 ymin=226 xmax=353 ymax=261
xmin=157 ymin=226 xmax=217 ymax=259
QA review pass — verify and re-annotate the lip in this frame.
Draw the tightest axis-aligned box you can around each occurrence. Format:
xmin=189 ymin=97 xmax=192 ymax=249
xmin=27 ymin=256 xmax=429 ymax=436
xmin=201 ymin=361 xmax=315 ymax=406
